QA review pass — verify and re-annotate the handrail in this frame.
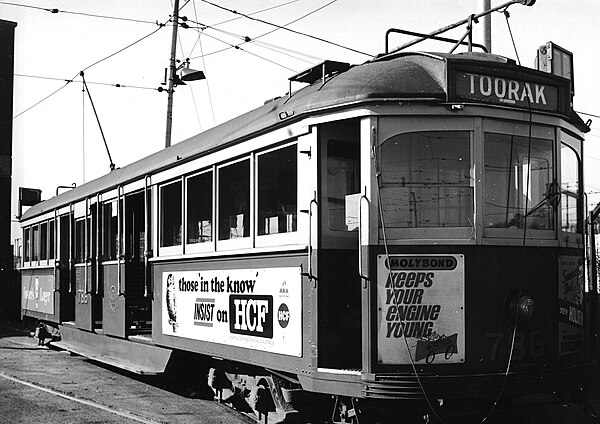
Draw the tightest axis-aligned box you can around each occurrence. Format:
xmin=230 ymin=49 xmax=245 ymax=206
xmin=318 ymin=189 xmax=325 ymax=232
xmin=306 ymin=192 xmax=318 ymax=281
xmin=384 ymin=28 xmax=487 ymax=55
xmin=117 ymin=185 xmax=124 ymax=295
xmin=84 ymin=198 xmax=89 ymax=295
xmin=54 ymin=209 xmax=59 ymax=292
xmin=95 ymin=193 xmax=101 ymax=295
xmin=144 ymin=175 xmax=152 ymax=298
xmin=390 ymin=0 xmax=533 ymax=53
xmin=68 ymin=203 xmax=74 ymax=294
xmin=358 ymin=193 xmax=370 ymax=285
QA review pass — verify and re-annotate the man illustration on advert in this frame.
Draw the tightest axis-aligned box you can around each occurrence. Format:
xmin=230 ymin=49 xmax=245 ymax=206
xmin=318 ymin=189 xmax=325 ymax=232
xmin=166 ymin=274 xmax=178 ymax=332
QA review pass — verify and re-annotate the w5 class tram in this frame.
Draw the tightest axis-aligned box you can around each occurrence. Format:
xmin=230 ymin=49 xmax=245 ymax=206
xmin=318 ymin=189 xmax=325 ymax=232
xmin=19 ymin=39 xmax=593 ymax=422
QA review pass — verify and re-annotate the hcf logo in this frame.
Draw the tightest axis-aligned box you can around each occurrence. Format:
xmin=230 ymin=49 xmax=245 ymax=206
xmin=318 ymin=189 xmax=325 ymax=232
xmin=229 ymin=295 xmax=273 ymax=338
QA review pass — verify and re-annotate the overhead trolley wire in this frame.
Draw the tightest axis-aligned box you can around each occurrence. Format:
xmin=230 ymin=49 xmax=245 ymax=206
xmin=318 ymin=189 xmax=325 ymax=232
xmin=10 ymin=22 xmax=167 ymax=121
xmin=186 ymin=0 xmax=341 ymax=67
xmin=191 ymin=0 xmax=216 ymax=126
xmin=14 ymin=73 xmax=158 ymax=91
xmin=198 ymin=0 xmax=373 ymax=58
xmin=198 ymin=31 xmax=299 ymax=72
xmin=80 ymin=25 xmax=166 ymax=74
xmin=209 ymin=0 xmax=301 ymax=27
xmin=0 ymin=1 xmax=159 ymax=25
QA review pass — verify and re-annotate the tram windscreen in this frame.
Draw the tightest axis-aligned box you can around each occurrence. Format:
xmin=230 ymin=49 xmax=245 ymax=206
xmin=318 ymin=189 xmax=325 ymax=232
xmin=378 ymin=131 xmax=473 ymax=228
xmin=561 ymin=143 xmax=580 ymax=233
xmin=483 ymin=133 xmax=555 ymax=230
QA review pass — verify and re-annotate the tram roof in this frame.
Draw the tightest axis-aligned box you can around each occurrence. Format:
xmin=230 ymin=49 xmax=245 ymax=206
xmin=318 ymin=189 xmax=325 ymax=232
xmin=21 ymin=51 xmax=587 ymax=222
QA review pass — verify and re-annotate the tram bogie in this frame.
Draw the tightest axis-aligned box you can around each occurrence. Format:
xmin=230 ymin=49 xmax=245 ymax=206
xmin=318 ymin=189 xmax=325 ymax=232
xmin=18 ymin=15 xmax=596 ymax=423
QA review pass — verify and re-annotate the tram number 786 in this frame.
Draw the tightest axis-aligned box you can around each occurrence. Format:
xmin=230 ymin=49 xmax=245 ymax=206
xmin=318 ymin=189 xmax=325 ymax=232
xmin=77 ymin=290 xmax=89 ymax=305
xmin=485 ymin=331 xmax=544 ymax=361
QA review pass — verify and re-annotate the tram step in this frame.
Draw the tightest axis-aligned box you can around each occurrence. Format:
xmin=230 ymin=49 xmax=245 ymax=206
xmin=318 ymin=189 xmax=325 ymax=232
xmin=52 ymin=325 xmax=172 ymax=375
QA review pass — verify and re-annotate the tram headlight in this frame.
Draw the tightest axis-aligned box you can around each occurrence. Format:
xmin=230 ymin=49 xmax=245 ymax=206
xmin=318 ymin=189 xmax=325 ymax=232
xmin=504 ymin=291 xmax=536 ymax=326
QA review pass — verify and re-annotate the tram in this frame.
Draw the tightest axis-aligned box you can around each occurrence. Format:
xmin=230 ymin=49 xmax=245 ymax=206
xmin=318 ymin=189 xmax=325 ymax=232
xmin=19 ymin=8 xmax=595 ymax=424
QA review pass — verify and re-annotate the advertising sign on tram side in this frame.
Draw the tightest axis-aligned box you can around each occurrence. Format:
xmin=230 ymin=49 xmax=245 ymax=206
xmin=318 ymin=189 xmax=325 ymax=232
xmin=558 ymin=256 xmax=585 ymax=355
xmin=377 ymin=255 xmax=465 ymax=365
xmin=21 ymin=273 xmax=54 ymax=315
xmin=161 ymin=267 xmax=301 ymax=357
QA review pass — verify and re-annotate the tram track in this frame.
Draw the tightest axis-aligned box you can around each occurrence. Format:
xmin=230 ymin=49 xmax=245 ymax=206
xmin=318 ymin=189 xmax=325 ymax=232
xmin=0 ymin=328 xmax=253 ymax=424
xmin=0 ymin=371 xmax=166 ymax=424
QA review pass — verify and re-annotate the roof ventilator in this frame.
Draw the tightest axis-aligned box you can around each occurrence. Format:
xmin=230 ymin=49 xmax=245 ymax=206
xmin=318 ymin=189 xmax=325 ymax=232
xmin=288 ymin=60 xmax=350 ymax=98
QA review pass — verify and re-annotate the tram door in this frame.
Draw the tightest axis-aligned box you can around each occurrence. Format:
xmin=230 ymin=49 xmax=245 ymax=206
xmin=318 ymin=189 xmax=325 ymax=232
xmin=316 ymin=119 xmax=363 ymax=369
xmin=102 ymin=191 xmax=150 ymax=338
xmin=123 ymin=191 xmax=151 ymax=334
xmin=57 ymin=214 xmax=74 ymax=321
xmin=74 ymin=200 xmax=101 ymax=331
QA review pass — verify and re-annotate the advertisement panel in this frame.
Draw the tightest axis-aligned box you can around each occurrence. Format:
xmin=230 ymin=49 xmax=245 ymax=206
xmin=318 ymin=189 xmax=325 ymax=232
xmin=558 ymin=256 xmax=584 ymax=354
xmin=377 ymin=255 xmax=464 ymax=365
xmin=22 ymin=273 xmax=54 ymax=315
xmin=162 ymin=267 xmax=301 ymax=357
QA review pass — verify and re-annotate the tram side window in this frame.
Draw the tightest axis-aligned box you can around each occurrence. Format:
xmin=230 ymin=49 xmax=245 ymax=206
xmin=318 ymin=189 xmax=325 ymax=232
xmin=484 ymin=133 xmax=554 ymax=230
xmin=31 ymin=224 xmax=39 ymax=262
xmin=218 ymin=159 xmax=250 ymax=240
xmin=23 ymin=227 xmax=30 ymax=263
xmin=186 ymin=171 xmax=213 ymax=244
xmin=40 ymin=222 xmax=48 ymax=260
xmin=49 ymin=220 xmax=55 ymax=260
xmin=327 ymin=139 xmax=360 ymax=231
xmin=75 ymin=218 xmax=85 ymax=263
xmin=258 ymin=144 xmax=297 ymax=235
xmin=103 ymin=201 xmax=119 ymax=260
xmin=379 ymin=131 xmax=472 ymax=228
xmin=160 ymin=180 xmax=183 ymax=247
xmin=561 ymin=144 xmax=581 ymax=233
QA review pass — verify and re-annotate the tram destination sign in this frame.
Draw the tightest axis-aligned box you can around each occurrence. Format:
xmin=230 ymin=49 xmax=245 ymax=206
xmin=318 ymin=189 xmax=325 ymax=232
xmin=452 ymin=70 xmax=566 ymax=114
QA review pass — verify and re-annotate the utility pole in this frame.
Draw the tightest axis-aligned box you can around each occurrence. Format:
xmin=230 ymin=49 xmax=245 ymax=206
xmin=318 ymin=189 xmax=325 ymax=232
xmin=165 ymin=0 xmax=180 ymax=148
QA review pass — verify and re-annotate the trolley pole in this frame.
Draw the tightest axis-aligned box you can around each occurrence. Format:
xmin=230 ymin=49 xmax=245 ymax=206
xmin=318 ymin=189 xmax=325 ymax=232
xmin=165 ymin=0 xmax=180 ymax=149
xmin=478 ymin=0 xmax=492 ymax=53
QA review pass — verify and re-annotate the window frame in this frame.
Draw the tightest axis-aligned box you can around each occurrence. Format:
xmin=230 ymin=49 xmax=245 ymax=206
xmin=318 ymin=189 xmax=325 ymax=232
xmin=255 ymin=141 xmax=299 ymax=248
xmin=158 ymin=178 xmax=184 ymax=256
xmin=559 ymin=130 xmax=583 ymax=246
xmin=184 ymin=167 xmax=215 ymax=254
xmin=482 ymin=119 xmax=557 ymax=240
xmin=216 ymin=156 xmax=253 ymax=251
xmin=375 ymin=117 xmax=476 ymax=243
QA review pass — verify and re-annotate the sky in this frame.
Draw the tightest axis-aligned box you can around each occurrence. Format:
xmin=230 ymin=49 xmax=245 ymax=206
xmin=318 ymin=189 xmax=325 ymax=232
xmin=1 ymin=0 xmax=599 ymax=242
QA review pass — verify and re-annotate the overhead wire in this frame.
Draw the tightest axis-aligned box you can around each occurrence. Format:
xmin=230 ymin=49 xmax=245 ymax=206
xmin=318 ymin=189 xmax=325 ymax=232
xmin=172 ymin=0 xmax=204 ymax=132
xmin=11 ymin=18 xmax=168 ymax=121
xmin=197 ymin=31 xmax=299 ymax=72
xmin=209 ymin=0 xmax=301 ymax=27
xmin=190 ymin=23 xmax=319 ymax=65
xmin=191 ymin=0 xmax=216 ymax=126
xmin=0 ymin=1 xmax=158 ymax=25
xmin=187 ymin=0 xmax=340 ymax=64
xmin=14 ymin=73 xmax=158 ymax=91
xmin=198 ymin=0 xmax=372 ymax=58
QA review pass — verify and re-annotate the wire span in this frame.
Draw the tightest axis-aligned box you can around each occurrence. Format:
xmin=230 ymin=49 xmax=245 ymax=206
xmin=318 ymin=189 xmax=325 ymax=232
xmin=0 ymin=1 xmax=158 ymax=25
xmin=198 ymin=0 xmax=372 ymax=57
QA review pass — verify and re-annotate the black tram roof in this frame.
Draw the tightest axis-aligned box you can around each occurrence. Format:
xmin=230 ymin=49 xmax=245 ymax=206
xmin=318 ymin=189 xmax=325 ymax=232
xmin=21 ymin=51 xmax=587 ymax=222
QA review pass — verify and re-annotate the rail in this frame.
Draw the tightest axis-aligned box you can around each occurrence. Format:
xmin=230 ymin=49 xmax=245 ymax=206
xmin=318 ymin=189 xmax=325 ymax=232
xmin=390 ymin=0 xmax=535 ymax=53
xmin=358 ymin=192 xmax=370 ymax=286
xmin=144 ymin=175 xmax=152 ymax=298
